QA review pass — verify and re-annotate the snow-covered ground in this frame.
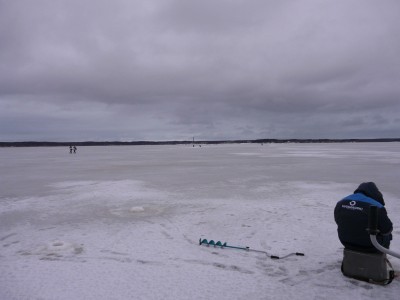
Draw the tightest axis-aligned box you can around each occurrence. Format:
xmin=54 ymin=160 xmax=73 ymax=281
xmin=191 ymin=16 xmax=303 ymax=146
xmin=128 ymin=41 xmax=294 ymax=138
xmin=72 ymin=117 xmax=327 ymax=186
xmin=1 ymin=143 xmax=400 ymax=300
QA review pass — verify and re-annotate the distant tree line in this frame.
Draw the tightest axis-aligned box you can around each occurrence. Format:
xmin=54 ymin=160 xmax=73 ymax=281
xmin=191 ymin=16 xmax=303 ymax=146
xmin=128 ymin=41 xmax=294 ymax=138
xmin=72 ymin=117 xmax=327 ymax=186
xmin=1 ymin=138 xmax=399 ymax=147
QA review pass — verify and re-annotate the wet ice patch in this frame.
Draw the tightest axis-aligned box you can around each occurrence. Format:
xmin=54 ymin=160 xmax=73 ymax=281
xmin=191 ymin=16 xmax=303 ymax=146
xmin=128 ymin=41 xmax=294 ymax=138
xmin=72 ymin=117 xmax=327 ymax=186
xmin=49 ymin=180 xmax=169 ymax=205
xmin=1 ymin=180 xmax=173 ymax=227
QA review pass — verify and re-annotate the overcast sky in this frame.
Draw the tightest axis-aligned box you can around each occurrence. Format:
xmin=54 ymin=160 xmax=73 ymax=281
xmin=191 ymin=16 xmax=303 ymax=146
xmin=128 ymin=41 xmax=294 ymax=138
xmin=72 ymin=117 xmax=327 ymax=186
xmin=1 ymin=0 xmax=399 ymax=142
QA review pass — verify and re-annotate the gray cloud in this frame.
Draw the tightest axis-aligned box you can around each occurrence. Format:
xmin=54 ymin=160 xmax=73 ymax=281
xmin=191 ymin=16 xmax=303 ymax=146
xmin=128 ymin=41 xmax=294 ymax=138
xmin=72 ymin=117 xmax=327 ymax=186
xmin=1 ymin=0 xmax=400 ymax=141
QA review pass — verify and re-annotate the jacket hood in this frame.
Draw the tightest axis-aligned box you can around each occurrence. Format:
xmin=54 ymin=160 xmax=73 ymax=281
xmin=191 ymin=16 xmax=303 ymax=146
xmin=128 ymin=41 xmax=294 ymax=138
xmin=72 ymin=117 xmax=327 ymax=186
xmin=354 ymin=182 xmax=385 ymax=205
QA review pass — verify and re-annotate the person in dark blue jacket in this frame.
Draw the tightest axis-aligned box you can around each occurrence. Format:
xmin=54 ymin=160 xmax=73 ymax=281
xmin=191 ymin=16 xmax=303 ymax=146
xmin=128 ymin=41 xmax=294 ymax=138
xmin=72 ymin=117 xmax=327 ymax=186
xmin=334 ymin=182 xmax=393 ymax=253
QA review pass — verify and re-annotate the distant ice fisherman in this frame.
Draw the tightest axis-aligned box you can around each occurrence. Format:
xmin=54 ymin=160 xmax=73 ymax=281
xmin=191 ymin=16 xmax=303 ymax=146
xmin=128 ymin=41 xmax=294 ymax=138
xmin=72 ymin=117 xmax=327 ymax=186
xmin=69 ymin=145 xmax=77 ymax=154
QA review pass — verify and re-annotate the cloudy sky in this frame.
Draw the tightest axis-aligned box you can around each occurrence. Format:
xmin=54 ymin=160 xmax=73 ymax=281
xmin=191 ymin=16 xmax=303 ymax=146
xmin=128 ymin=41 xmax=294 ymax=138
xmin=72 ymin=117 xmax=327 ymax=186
xmin=1 ymin=0 xmax=399 ymax=142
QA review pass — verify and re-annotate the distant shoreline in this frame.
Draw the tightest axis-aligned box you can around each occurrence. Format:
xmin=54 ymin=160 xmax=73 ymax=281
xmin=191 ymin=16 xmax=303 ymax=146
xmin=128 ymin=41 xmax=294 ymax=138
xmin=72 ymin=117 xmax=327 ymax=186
xmin=1 ymin=138 xmax=400 ymax=147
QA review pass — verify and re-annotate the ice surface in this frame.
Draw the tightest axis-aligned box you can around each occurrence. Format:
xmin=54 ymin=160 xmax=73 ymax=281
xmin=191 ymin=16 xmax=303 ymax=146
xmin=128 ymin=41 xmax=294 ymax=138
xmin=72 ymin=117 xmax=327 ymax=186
xmin=1 ymin=143 xmax=400 ymax=299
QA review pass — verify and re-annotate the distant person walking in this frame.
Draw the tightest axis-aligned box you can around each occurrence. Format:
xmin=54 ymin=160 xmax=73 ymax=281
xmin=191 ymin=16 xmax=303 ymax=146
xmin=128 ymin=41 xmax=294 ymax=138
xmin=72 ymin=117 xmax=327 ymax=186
xmin=73 ymin=146 xmax=77 ymax=154
xmin=69 ymin=145 xmax=73 ymax=154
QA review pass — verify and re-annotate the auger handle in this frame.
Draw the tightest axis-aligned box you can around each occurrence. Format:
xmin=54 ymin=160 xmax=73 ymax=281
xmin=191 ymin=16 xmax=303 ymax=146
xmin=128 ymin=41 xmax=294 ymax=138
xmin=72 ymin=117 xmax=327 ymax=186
xmin=270 ymin=252 xmax=305 ymax=259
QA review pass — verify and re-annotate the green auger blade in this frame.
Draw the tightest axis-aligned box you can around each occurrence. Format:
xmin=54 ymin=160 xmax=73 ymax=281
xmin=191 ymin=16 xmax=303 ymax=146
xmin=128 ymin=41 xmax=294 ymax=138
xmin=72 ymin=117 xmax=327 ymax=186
xmin=199 ymin=238 xmax=226 ymax=247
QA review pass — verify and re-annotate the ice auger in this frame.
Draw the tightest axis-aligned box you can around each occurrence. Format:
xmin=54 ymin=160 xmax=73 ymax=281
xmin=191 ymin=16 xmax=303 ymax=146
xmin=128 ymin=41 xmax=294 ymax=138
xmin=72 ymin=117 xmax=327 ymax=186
xmin=199 ymin=238 xmax=305 ymax=259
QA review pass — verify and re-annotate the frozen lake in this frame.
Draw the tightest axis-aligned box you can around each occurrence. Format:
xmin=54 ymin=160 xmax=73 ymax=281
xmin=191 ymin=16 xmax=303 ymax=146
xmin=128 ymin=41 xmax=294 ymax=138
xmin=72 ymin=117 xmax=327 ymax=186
xmin=1 ymin=143 xmax=400 ymax=299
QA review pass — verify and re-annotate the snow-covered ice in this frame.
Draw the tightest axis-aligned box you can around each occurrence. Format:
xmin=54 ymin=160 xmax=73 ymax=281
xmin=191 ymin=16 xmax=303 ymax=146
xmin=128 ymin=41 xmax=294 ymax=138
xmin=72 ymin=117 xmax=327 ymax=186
xmin=1 ymin=143 xmax=400 ymax=299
